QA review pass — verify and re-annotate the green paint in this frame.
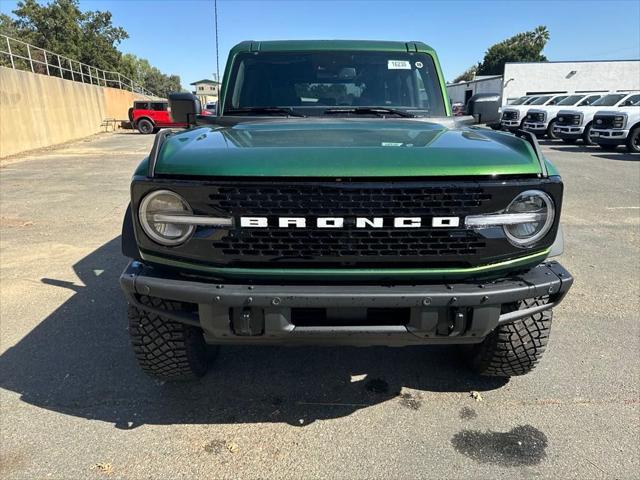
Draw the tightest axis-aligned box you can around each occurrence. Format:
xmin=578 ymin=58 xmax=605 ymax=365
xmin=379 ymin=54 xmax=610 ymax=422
xmin=140 ymin=249 xmax=550 ymax=281
xmin=154 ymin=121 xmax=542 ymax=177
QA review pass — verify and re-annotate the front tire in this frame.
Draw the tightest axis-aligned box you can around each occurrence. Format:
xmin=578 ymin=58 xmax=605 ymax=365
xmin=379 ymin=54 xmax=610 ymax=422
xmin=626 ymin=127 xmax=640 ymax=153
xmin=582 ymin=122 xmax=595 ymax=145
xmin=128 ymin=296 xmax=215 ymax=380
xmin=466 ymin=298 xmax=552 ymax=377
xmin=136 ymin=118 xmax=154 ymax=134
xmin=546 ymin=120 xmax=558 ymax=139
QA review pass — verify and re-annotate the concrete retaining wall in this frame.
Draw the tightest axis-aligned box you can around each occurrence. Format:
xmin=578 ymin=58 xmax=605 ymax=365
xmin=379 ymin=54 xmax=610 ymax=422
xmin=0 ymin=67 xmax=148 ymax=158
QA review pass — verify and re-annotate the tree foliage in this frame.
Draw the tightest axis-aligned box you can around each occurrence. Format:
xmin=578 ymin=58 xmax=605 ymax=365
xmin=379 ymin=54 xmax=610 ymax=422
xmin=0 ymin=0 xmax=181 ymax=96
xmin=452 ymin=66 xmax=477 ymax=83
xmin=119 ymin=53 xmax=182 ymax=98
xmin=453 ymin=26 xmax=550 ymax=81
xmin=476 ymin=26 xmax=550 ymax=75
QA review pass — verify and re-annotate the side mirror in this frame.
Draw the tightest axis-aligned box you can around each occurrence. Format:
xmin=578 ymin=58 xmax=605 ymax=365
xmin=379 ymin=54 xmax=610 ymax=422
xmin=168 ymin=92 xmax=201 ymax=124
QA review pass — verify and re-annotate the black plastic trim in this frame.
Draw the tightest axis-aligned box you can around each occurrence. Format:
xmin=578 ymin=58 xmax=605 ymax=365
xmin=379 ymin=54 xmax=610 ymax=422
xmin=119 ymin=260 xmax=573 ymax=346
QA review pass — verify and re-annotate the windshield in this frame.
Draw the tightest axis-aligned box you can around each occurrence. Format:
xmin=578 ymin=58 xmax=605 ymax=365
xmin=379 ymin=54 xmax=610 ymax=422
xmin=620 ymin=94 xmax=640 ymax=106
xmin=523 ymin=96 xmax=540 ymax=105
xmin=556 ymin=95 xmax=584 ymax=106
xmin=591 ymin=94 xmax=626 ymax=106
xmin=224 ymin=51 xmax=447 ymax=116
xmin=529 ymin=96 xmax=553 ymax=105
xmin=510 ymin=96 xmax=529 ymax=105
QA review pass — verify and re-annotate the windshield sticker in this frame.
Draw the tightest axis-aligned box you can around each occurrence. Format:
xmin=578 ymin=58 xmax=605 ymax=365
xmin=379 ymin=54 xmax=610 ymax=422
xmin=415 ymin=61 xmax=424 ymax=68
xmin=388 ymin=60 xmax=411 ymax=70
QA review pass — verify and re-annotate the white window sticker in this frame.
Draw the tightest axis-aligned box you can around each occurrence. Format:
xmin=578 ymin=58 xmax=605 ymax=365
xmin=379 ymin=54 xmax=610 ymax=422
xmin=415 ymin=61 xmax=424 ymax=69
xmin=388 ymin=60 xmax=411 ymax=70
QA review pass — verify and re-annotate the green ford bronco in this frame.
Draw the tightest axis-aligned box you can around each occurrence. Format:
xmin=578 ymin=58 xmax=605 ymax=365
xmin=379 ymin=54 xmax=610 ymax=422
xmin=120 ymin=40 xmax=573 ymax=380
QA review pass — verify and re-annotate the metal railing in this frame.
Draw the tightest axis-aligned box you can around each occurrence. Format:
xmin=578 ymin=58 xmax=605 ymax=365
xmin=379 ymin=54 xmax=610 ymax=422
xmin=0 ymin=33 xmax=158 ymax=98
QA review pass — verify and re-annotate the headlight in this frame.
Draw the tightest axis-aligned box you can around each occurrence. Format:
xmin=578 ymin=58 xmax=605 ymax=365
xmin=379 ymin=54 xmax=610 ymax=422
xmin=503 ymin=190 xmax=555 ymax=247
xmin=139 ymin=190 xmax=194 ymax=245
xmin=465 ymin=190 xmax=555 ymax=248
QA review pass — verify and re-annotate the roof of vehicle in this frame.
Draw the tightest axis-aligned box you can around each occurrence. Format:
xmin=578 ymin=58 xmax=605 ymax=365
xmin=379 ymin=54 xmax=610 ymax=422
xmin=229 ymin=40 xmax=437 ymax=55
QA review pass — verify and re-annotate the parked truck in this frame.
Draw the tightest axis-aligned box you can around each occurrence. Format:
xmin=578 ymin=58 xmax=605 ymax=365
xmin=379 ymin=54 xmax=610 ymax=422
xmin=119 ymin=40 xmax=573 ymax=381
xmin=523 ymin=93 xmax=603 ymax=139
xmin=554 ymin=92 xmax=639 ymax=145
xmin=500 ymin=94 xmax=569 ymax=131
xmin=590 ymin=94 xmax=640 ymax=152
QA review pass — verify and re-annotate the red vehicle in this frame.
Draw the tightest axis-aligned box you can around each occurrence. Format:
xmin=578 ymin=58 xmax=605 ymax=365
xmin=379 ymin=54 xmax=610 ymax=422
xmin=128 ymin=100 xmax=188 ymax=134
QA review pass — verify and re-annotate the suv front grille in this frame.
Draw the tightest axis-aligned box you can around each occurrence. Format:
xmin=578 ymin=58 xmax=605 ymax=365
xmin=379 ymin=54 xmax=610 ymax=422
xmin=213 ymin=228 xmax=486 ymax=259
xmin=133 ymin=179 xmax=564 ymax=270
xmin=593 ymin=115 xmax=619 ymax=129
xmin=209 ymin=185 xmax=492 ymax=216
xmin=556 ymin=114 xmax=581 ymax=126
xmin=527 ymin=112 xmax=545 ymax=122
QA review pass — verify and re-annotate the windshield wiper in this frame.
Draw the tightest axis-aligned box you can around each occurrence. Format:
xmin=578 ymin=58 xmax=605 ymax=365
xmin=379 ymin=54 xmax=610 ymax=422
xmin=224 ymin=107 xmax=306 ymax=117
xmin=323 ymin=107 xmax=416 ymax=118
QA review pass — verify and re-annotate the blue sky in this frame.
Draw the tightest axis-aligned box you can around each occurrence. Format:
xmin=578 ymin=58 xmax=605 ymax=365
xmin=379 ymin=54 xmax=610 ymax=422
xmin=2 ymin=0 xmax=639 ymax=87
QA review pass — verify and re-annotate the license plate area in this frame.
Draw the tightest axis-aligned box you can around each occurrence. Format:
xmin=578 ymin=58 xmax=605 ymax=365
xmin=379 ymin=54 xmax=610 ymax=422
xmin=291 ymin=307 xmax=411 ymax=327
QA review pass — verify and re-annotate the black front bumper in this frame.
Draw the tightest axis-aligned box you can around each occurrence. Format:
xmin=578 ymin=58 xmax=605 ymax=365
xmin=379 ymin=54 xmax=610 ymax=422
xmin=120 ymin=261 xmax=573 ymax=346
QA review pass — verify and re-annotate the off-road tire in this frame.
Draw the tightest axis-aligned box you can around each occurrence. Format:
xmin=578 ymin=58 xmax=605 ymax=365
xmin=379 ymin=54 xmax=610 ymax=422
xmin=561 ymin=138 xmax=577 ymax=144
xmin=467 ymin=297 xmax=552 ymax=377
xmin=626 ymin=127 xmax=640 ymax=153
xmin=546 ymin=119 xmax=558 ymax=139
xmin=582 ymin=122 xmax=595 ymax=145
xmin=128 ymin=296 xmax=215 ymax=380
xmin=136 ymin=118 xmax=154 ymax=134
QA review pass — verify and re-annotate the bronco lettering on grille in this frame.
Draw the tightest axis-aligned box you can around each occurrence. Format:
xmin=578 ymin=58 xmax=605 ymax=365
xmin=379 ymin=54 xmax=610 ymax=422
xmin=239 ymin=217 xmax=460 ymax=228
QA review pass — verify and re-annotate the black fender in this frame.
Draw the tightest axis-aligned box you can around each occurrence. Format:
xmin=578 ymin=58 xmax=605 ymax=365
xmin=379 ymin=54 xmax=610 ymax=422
xmin=122 ymin=203 xmax=141 ymax=260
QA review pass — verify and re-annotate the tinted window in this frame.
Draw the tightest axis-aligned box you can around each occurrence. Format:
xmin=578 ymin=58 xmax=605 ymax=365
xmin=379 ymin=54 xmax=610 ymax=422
xmin=523 ymin=97 xmax=540 ymax=105
xmin=591 ymin=94 xmax=626 ymax=106
xmin=151 ymin=103 xmax=167 ymax=111
xmin=620 ymin=94 xmax=640 ymax=106
xmin=529 ymin=96 xmax=553 ymax=105
xmin=546 ymin=96 xmax=568 ymax=106
xmin=135 ymin=102 xmax=150 ymax=109
xmin=556 ymin=95 xmax=585 ymax=106
xmin=225 ymin=51 xmax=447 ymax=116
xmin=578 ymin=95 xmax=601 ymax=106
xmin=509 ymin=96 xmax=529 ymax=105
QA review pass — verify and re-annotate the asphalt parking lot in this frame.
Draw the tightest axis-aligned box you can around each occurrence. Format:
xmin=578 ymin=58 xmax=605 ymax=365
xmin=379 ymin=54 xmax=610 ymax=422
xmin=1 ymin=131 xmax=638 ymax=479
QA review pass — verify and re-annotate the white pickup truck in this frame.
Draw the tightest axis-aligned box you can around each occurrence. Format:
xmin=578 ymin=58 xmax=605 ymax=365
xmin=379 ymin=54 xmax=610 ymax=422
xmin=554 ymin=92 xmax=639 ymax=145
xmin=523 ymin=93 xmax=603 ymax=139
xmin=500 ymin=94 xmax=569 ymax=131
xmin=590 ymin=94 xmax=640 ymax=153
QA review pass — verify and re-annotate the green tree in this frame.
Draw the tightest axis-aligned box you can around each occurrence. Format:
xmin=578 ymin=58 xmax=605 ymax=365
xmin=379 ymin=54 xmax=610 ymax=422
xmin=452 ymin=66 xmax=477 ymax=83
xmin=476 ymin=26 xmax=550 ymax=76
xmin=1 ymin=0 xmax=181 ymax=96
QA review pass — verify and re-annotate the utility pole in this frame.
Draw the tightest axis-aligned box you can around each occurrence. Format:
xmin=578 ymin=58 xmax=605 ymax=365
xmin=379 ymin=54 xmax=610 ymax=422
xmin=214 ymin=0 xmax=220 ymax=82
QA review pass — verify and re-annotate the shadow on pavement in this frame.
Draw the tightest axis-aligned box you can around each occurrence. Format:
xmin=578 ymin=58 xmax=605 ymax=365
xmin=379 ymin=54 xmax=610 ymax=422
xmin=0 ymin=237 xmax=507 ymax=429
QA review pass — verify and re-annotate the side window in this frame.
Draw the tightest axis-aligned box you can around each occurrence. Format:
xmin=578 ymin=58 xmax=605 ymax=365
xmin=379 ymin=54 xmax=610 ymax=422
xmin=620 ymin=94 xmax=640 ymax=107
xmin=135 ymin=102 xmax=150 ymax=110
xmin=151 ymin=103 xmax=167 ymax=111
xmin=579 ymin=96 xmax=597 ymax=106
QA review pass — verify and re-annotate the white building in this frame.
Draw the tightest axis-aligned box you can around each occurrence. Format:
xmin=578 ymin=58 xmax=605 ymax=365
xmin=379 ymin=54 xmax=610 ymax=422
xmin=447 ymin=75 xmax=503 ymax=105
xmin=447 ymin=59 xmax=640 ymax=105
xmin=190 ymin=79 xmax=221 ymax=105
